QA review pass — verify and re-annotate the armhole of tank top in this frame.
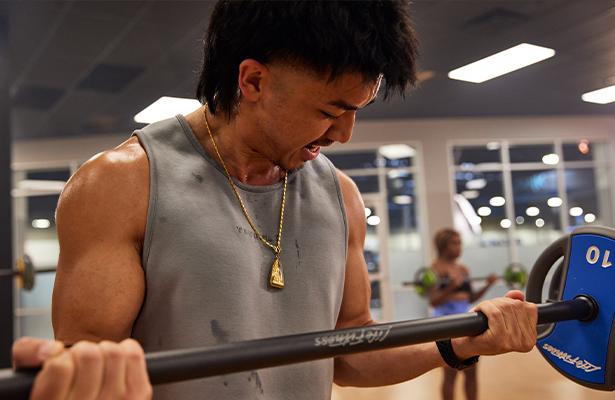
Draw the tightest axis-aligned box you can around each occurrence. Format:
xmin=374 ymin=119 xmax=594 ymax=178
xmin=323 ymin=156 xmax=349 ymax=261
xmin=131 ymin=131 xmax=157 ymax=272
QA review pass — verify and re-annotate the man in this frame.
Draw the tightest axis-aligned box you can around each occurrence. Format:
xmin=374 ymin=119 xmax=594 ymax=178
xmin=11 ymin=1 xmax=538 ymax=399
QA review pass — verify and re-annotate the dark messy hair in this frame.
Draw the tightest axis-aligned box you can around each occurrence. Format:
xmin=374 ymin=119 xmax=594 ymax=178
xmin=434 ymin=228 xmax=460 ymax=257
xmin=196 ymin=0 xmax=419 ymax=118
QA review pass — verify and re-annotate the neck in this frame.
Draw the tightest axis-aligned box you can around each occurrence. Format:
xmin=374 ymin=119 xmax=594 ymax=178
xmin=438 ymin=255 xmax=457 ymax=263
xmin=185 ymin=106 xmax=284 ymax=185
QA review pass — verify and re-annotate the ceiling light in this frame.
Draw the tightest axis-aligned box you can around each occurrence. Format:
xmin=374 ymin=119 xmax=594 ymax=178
xmin=392 ymin=195 xmax=413 ymax=205
xmin=500 ymin=219 xmax=512 ymax=229
xmin=32 ymin=219 xmax=51 ymax=229
xmin=364 ymin=208 xmax=372 ymax=218
xmin=516 ymin=216 xmax=525 ymax=225
xmin=462 ymin=190 xmax=480 ymax=200
xmin=466 ymin=178 xmax=487 ymax=190
xmin=367 ymin=215 xmax=381 ymax=226
xmin=535 ymin=218 xmax=545 ymax=228
xmin=477 ymin=206 xmax=492 ymax=217
xmin=489 ymin=196 xmax=506 ymax=207
xmin=448 ymin=43 xmax=556 ymax=83
xmin=547 ymin=197 xmax=563 ymax=208
xmin=134 ymin=96 xmax=201 ymax=124
xmin=584 ymin=213 xmax=596 ymax=223
xmin=569 ymin=207 xmax=584 ymax=217
xmin=582 ymin=84 xmax=615 ymax=104
xmin=379 ymin=144 xmax=416 ymax=159
xmin=542 ymin=153 xmax=560 ymax=165
xmin=526 ymin=206 xmax=540 ymax=217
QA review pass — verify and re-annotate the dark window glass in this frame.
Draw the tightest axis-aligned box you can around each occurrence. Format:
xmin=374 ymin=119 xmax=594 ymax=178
xmin=453 ymin=145 xmax=501 ymax=166
xmin=563 ymin=142 xmax=594 ymax=162
xmin=387 ymin=172 xmax=417 ymax=231
xmin=511 ymin=170 xmax=560 ymax=230
xmin=350 ymin=175 xmax=379 ymax=193
xmin=326 ymin=151 xmax=378 ymax=169
xmin=454 ymin=171 xmax=506 ymax=230
xmin=509 ymin=144 xmax=555 ymax=164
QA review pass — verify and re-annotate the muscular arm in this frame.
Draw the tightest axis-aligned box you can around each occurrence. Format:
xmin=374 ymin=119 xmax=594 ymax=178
xmin=332 ymin=171 xmax=536 ymax=387
xmin=52 ymin=137 xmax=149 ymax=344
xmin=332 ymin=171 xmax=447 ymax=387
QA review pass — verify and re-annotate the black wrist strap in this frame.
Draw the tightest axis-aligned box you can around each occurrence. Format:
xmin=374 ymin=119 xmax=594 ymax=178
xmin=436 ymin=339 xmax=480 ymax=370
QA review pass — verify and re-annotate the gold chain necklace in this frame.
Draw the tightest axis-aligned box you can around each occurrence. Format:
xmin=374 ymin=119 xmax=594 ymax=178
xmin=203 ymin=105 xmax=287 ymax=289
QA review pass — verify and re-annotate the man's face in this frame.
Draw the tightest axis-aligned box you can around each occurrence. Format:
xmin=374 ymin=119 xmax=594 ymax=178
xmin=249 ymin=63 xmax=381 ymax=171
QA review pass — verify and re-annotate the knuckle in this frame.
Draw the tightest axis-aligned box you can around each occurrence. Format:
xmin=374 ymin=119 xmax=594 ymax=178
xmin=72 ymin=342 xmax=103 ymax=366
xmin=99 ymin=341 xmax=124 ymax=362
xmin=45 ymin=354 xmax=74 ymax=379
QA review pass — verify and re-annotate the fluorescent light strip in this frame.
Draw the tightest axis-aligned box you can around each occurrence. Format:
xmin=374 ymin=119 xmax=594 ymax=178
xmin=134 ymin=96 xmax=202 ymax=124
xmin=448 ymin=43 xmax=556 ymax=83
xmin=582 ymin=84 xmax=615 ymax=105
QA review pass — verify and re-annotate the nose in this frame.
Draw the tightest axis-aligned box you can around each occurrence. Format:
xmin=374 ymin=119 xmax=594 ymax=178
xmin=326 ymin=111 xmax=355 ymax=144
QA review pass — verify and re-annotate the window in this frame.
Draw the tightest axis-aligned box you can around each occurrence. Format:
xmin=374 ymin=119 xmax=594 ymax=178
xmin=326 ymin=144 xmax=425 ymax=320
xmin=13 ymin=168 xmax=70 ymax=339
xmin=451 ymin=139 xmax=614 ymax=298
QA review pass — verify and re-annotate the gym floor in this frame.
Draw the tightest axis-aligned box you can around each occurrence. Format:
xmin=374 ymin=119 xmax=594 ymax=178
xmin=333 ymin=349 xmax=613 ymax=400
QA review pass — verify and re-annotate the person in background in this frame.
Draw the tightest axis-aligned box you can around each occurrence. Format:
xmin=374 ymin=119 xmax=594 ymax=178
xmin=428 ymin=228 xmax=498 ymax=400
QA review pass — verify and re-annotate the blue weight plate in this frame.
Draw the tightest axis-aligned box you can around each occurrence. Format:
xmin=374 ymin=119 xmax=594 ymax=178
xmin=537 ymin=227 xmax=615 ymax=391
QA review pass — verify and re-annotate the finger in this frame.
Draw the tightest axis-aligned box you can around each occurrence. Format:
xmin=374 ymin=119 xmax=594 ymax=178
xmin=29 ymin=350 xmax=74 ymax=400
xmin=120 ymin=339 xmax=152 ymax=399
xmin=475 ymin=300 xmax=506 ymax=342
xmin=502 ymin=298 xmax=526 ymax=350
xmin=513 ymin=300 xmax=536 ymax=352
xmin=12 ymin=338 xmax=64 ymax=369
xmin=505 ymin=290 xmax=525 ymax=302
xmin=65 ymin=342 xmax=104 ymax=400
xmin=97 ymin=341 xmax=127 ymax=398
xmin=523 ymin=302 xmax=539 ymax=349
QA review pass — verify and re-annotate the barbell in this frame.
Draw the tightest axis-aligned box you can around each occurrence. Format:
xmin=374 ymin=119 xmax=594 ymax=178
xmin=403 ymin=263 xmax=528 ymax=297
xmin=0 ymin=255 xmax=55 ymax=291
xmin=0 ymin=226 xmax=613 ymax=398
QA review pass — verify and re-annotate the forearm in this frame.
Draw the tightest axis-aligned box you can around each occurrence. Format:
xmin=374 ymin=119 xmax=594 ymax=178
xmin=333 ymin=342 xmax=446 ymax=387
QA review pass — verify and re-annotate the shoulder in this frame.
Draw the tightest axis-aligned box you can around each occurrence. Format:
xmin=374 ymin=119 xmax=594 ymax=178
xmin=335 ymin=169 xmax=364 ymax=219
xmin=334 ymin=169 xmax=366 ymax=244
xmin=57 ymin=136 xmax=149 ymax=240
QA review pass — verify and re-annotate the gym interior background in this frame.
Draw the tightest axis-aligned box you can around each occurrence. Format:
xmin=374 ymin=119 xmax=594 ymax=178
xmin=2 ymin=1 xmax=615 ymax=399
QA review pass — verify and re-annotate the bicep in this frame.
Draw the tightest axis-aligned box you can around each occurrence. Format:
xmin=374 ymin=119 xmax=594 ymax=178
xmin=52 ymin=147 xmax=148 ymax=344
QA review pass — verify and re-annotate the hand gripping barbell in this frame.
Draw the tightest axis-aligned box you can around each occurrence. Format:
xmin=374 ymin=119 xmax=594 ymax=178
xmin=0 ymin=255 xmax=55 ymax=291
xmin=403 ymin=263 xmax=528 ymax=297
xmin=0 ymin=226 xmax=613 ymax=398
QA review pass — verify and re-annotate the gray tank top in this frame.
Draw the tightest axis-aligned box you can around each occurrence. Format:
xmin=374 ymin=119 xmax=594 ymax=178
xmin=131 ymin=115 xmax=348 ymax=400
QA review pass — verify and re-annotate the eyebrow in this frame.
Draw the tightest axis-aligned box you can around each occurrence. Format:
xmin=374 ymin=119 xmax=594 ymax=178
xmin=327 ymin=98 xmax=376 ymax=111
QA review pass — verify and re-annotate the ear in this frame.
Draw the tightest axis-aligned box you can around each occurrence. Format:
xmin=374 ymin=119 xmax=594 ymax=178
xmin=237 ymin=59 xmax=270 ymax=103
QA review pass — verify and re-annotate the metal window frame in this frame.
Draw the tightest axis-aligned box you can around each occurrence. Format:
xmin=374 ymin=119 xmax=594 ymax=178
xmin=449 ymin=138 xmax=615 ymax=269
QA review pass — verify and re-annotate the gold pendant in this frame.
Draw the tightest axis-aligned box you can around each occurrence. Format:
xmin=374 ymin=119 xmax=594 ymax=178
xmin=269 ymin=257 xmax=284 ymax=289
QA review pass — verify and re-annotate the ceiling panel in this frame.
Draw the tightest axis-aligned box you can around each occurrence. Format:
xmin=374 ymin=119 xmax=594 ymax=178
xmin=7 ymin=0 xmax=615 ymax=140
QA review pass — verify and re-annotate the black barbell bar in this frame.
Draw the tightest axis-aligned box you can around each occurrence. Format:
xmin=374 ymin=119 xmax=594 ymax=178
xmin=0 ymin=296 xmax=597 ymax=399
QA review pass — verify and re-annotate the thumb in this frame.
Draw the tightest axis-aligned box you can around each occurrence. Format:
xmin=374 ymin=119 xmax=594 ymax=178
xmin=505 ymin=290 xmax=525 ymax=302
xmin=12 ymin=338 xmax=64 ymax=369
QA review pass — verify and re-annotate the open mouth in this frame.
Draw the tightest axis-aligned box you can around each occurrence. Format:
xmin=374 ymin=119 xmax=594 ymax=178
xmin=304 ymin=143 xmax=320 ymax=151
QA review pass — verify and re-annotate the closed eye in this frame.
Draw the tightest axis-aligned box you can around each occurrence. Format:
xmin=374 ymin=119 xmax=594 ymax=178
xmin=321 ymin=111 xmax=343 ymax=120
